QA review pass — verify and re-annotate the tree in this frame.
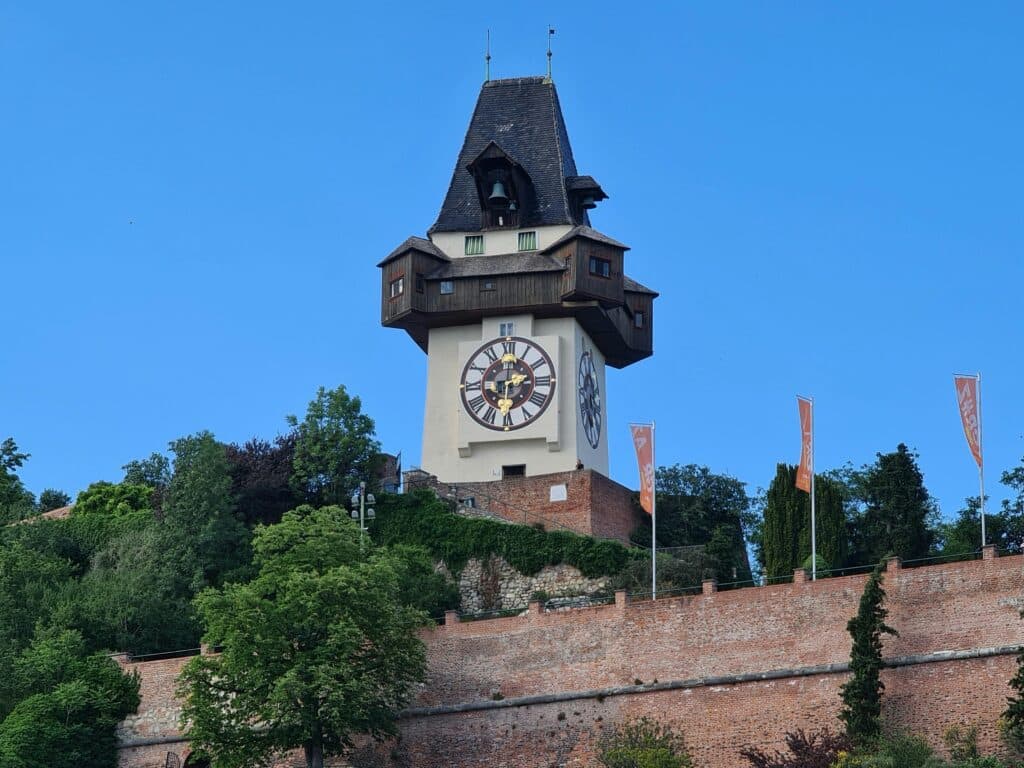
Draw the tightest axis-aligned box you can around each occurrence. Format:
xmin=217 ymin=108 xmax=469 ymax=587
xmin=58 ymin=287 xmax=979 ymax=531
xmin=225 ymin=435 xmax=299 ymax=527
xmin=597 ymin=717 xmax=692 ymax=768
xmin=122 ymin=452 xmax=172 ymax=489
xmin=287 ymin=385 xmax=381 ymax=507
xmin=937 ymin=496 xmax=1024 ymax=557
xmin=0 ymin=629 xmax=139 ymax=768
xmin=36 ymin=489 xmax=71 ymax=513
xmin=163 ymin=432 xmax=251 ymax=589
xmin=73 ymin=482 xmax=153 ymax=520
xmin=0 ymin=438 xmax=35 ymax=523
xmin=631 ymin=464 xmax=754 ymax=583
xmin=839 ymin=565 xmax=897 ymax=744
xmin=178 ymin=506 xmax=428 ymax=768
xmin=1002 ymin=607 xmax=1024 ymax=755
xmin=762 ymin=465 xmax=847 ymax=580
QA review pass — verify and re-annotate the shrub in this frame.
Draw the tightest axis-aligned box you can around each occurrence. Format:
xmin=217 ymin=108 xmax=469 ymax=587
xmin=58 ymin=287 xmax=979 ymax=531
xmin=740 ymin=728 xmax=851 ymax=768
xmin=597 ymin=717 xmax=692 ymax=768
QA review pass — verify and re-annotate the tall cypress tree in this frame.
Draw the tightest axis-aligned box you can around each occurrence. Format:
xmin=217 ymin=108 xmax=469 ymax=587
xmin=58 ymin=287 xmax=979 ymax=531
xmin=839 ymin=564 xmax=897 ymax=743
xmin=1003 ymin=634 xmax=1024 ymax=753
xmin=763 ymin=464 xmax=846 ymax=580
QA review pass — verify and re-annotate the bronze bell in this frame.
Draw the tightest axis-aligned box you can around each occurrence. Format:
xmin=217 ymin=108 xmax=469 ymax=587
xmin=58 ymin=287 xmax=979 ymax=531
xmin=488 ymin=180 xmax=509 ymax=204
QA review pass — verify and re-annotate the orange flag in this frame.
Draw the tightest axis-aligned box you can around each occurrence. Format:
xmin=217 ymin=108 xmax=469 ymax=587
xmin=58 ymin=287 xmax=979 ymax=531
xmin=954 ymin=375 xmax=983 ymax=469
xmin=630 ymin=424 xmax=655 ymax=514
xmin=796 ymin=397 xmax=813 ymax=492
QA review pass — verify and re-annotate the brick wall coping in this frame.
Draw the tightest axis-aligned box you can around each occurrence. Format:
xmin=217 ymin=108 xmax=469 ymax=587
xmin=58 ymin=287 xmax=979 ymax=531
xmin=398 ymin=643 xmax=1024 ymax=720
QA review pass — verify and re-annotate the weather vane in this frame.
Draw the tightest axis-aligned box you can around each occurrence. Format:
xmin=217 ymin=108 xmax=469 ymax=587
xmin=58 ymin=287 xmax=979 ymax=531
xmin=546 ymin=27 xmax=555 ymax=81
xmin=485 ymin=29 xmax=491 ymax=82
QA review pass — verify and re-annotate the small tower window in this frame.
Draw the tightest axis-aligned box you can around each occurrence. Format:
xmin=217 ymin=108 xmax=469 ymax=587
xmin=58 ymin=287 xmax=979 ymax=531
xmin=481 ymin=280 xmax=496 ymax=292
xmin=465 ymin=235 xmax=484 ymax=255
xmin=440 ymin=280 xmax=454 ymax=295
xmin=589 ymin=257 xmax=611 ymax=278
xmin=518 ymin=231 xmax=537 ymax=251
xmin=499 ymin=321 xmax=515 ymax=336
xmin=501 ymin=464 xmax=526 ymax=478
xmin=634 ymin=311 xmax=645 ymax=328
xmin=389 ymin=276 xmax=405 ymax=298
xmin=415 ymin=273 xmax=425 ymax=293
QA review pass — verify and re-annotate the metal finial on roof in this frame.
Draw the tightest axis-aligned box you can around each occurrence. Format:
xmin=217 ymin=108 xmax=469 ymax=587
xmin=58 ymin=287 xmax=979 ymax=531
xmin=485 ymin=30 xmax=491 ymax=83
xmin=546 ymin=27 xmax=555 ymax=82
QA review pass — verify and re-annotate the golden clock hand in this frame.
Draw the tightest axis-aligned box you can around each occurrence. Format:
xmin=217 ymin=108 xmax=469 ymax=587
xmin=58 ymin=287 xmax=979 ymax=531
xmin=510 ymin=373 xmax=527 ymax=386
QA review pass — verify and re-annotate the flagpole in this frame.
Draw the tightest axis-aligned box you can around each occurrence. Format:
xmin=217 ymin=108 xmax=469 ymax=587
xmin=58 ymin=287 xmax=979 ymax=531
xmin=977 ymin=373 xmax=985 ymax=548
xmin=810 ymin=398 xmax=816 ymax=581
xmin=651 ymin=420 xmax=657 ymax=600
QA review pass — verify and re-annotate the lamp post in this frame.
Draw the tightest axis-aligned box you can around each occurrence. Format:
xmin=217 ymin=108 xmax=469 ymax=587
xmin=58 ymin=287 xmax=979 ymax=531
xmin=350 ymin=481 xmax=375 ymax=542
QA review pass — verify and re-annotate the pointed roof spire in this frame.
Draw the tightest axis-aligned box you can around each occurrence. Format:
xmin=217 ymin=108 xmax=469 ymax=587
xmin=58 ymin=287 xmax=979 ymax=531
xmin=429 ymin=77 xmax=585 ymax=233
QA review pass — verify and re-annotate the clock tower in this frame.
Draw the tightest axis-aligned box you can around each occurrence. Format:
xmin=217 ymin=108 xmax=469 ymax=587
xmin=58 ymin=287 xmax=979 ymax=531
xmin=379 ymin=76 xmax=656 ymax=490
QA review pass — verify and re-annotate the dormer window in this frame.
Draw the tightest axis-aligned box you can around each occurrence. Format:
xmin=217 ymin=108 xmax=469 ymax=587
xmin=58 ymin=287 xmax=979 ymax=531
xmin=389 ymin=276 xmax=404 ymax=298
xmin=467 ymin=142 xmax=534 ymax=230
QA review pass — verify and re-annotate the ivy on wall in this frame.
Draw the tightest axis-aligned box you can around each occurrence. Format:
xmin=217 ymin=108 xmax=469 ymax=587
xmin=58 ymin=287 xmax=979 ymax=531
xmin=369 ymin=490 xmax=640 ymax=578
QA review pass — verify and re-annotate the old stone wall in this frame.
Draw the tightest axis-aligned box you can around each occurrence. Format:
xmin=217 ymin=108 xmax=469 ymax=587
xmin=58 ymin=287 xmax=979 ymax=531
xmin=456 ymin=556 xmax=610 ymax=613
xmin=118 ymin=551 xmax=1024 ymax=768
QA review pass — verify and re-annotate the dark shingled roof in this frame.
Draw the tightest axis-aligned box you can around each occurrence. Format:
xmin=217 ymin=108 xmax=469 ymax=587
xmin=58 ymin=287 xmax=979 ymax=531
xmin=542 ymin=225 xmax=629 ymax=253
xmin=426 ymin=252 xmax=566 ymax=280
xmin=430 ymin=77 xmax=581 ymax=233
xmin=377 ymin=236 xmax=450 ymax=267
xmin=624 ymin=276 xmax=659 ymax=296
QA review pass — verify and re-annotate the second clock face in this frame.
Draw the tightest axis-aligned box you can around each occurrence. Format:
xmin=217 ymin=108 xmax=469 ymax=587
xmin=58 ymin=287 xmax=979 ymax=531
xmin=577 ymin=350 xmax=601 ymax=449
xmin=459 ymin=336 xmax=556 ymax=431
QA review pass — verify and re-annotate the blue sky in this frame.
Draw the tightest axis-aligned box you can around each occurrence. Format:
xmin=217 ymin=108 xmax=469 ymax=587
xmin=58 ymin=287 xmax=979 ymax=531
xmin=2 ymin=2 xmax=1022 ymax=518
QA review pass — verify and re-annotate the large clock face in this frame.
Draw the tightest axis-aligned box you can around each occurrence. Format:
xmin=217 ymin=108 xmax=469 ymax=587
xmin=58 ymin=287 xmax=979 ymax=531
xmin=577 ymin=350 xmax=601 ymax=449
xmin=459 ymin=336 xmax=556 ymax=431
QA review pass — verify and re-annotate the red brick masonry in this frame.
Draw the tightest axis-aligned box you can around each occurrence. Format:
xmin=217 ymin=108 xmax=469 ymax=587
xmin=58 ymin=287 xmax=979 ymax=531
xmin=118 ymin=549 xmax=1024 ymax=768
xmin=404 ymin=467 xmax=644 ymax=545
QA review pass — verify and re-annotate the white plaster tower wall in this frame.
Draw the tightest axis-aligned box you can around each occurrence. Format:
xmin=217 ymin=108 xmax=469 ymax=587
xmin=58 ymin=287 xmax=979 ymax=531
xmin=420 ymin=315 xmax=609 ymax=483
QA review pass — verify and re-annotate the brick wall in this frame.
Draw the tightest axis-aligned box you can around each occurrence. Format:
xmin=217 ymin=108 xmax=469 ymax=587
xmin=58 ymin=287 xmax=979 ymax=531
xmin=404 ymin=467 xmax=643 ymax=545
xmin=118 ymin=551 xmax=1024 ymax=768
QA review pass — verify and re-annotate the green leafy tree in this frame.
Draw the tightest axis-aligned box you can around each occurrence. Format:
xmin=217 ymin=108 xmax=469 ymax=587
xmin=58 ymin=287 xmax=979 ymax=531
xmin=839 ymin=565 xmax=897 ymax=744
xmin=0 ymin=629 xmax=139 ymax=768
xmin=631 ymin=464 xmax=754 ymax=583
xmin=163 ymin=432 xmax=251 ymax=589
xmin=843 ymin=444 xmax=936 ymax=563
xmin=121 ymin=452 xmax=172 ymax=488
xmin=597 ymin=717 xmax=692 ymax=768
xmin=287 ymin=385 xmax=381 ymax=507
xmin=763 ymin=465 xmax=846 ymax=580
xmin=0 ymin=438 xmax=35 ymax=523
xmin=937 ymin=496 xmax=1024 ymax=557
xmin=73 ymin=481 xmax=153 ymax=520
xmin=51 ymin=525 xmax=201 ymax=655
xmin=36 ymin=489 xmax=71 ymax=513
xmin=0 ymin=543 xmax=72 ymax=652
xmin=178 ymin=506 xmax=429 ymax=768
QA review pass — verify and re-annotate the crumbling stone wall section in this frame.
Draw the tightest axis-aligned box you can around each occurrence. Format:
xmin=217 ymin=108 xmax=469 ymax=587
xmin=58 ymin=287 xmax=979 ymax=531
xmin=456 ymin=556 xmax=610 ymax=613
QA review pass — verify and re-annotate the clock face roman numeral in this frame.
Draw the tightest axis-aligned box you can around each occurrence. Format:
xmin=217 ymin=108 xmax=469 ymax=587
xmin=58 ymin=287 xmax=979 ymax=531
xmin=460 ymin=336 xmax=557 ymax=432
